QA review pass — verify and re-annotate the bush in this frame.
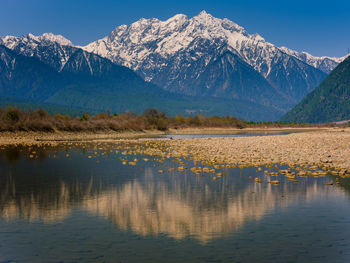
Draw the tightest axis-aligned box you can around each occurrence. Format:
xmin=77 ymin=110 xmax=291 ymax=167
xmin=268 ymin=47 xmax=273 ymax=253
xmin=5 ymin=107 xmax=22 ymax=123
xmin=36 ymin=109 xmax=49 ymax=119
xmin=142 ymin=108 xmax=168 ymax=130
xmin=0 ymin=106 xmax=325 ymax=132
xmin=80 ymin=113 xmax=90 ymax=121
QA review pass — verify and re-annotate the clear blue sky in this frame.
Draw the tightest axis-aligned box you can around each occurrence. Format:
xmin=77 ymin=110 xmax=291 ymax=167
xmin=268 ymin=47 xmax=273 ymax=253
xmin=1 ymin=0 xmax=349 ymax=57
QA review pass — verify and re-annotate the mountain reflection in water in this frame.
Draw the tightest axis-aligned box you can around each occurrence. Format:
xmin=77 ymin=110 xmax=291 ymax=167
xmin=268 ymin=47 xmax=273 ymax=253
xmin=0 ymin=165 xmax=343 ymax=243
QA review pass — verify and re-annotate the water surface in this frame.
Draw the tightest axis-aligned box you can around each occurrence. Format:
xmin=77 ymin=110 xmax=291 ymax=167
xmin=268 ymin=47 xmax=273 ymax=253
xmin=0 ymin=145 xmax=349 ymax=262
xmin=160 ymin=131 xmax=291 ymax=139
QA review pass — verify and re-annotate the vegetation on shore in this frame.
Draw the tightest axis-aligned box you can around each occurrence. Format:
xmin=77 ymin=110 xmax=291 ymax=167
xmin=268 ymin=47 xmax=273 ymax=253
xmin=0 ymin=107 xmax=344 ymax=133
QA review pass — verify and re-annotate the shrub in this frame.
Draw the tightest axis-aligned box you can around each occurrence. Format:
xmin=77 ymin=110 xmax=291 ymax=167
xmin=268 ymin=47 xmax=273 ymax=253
xmin=80 ymin=113 xmax=90 ymax=121
xmin=5 ymin=107 xmax=22 ymax=123
xmin=92 ymin=112 xmax=109 ymax=120
xmin=0 ymin=106 xmax=325 ymax=132
xmin=36 ymin=109 xmax=49 ymax=119
xmin=143 ymin=108 xmax=168 ymax=130
xmin=55 ymin=113 xmax=65 ymax=120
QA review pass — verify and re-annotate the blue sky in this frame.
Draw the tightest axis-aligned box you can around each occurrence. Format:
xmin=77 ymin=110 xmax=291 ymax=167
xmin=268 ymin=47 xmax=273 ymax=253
xmin=1 ymin=0 xmax=349 ymax=57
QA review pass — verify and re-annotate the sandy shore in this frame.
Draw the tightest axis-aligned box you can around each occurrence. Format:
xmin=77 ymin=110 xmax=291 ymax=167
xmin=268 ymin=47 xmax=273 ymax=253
xmin=0 ymin=128 xmax=349 ymax=173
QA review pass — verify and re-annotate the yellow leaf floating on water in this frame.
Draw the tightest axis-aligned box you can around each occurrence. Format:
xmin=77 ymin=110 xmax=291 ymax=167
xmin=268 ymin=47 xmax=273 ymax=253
xmin=269 ymin=180 xmax=280 ymax=185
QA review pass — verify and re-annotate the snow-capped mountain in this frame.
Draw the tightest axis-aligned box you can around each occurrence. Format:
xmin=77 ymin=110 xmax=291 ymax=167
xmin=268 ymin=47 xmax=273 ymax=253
xmin=1 ymin=32 xmax=72 ymax=49
xmin=82 ymin=11 xmax=344 ymax=109
xmin=83 ymin=11 xmax=343 ymax=75
xmin=279 ymin=47 xmax=346 ymax=74
xmin=0 ymin=33 xmax=75 ymax=72
xmin=0 ymin=12 xmax=347 ymax=118
xmin=0 ymin=32 xmax=121 ymax=77
xmin=0 ymin=44 xmax=282 ymax=120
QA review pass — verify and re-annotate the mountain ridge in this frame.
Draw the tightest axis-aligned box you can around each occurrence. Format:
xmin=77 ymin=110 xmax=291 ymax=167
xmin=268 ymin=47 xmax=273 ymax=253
xmin=80 ymin=11 xmax=340 ymax=110
xmin=0 ymin=44 xmax=282 ymax=121
xmin=1 ymin=12 xmax=348 ymax=121
xmin=280 ymin=56 xmax=350 ymax=123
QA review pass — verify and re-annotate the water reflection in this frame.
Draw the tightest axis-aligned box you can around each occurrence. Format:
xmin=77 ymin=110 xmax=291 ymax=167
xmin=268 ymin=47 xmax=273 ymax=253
xmin=0 ymin=164 xmax=344 ymax=242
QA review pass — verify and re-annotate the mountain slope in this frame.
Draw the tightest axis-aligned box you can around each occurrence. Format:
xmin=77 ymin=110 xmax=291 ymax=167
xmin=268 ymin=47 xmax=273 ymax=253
xmin=280 ymin=47 xmax=346 ymax=74
xmin=1 ymin=15 xmax=344 ymax=118
xmin=280 ymin=56 xmax=350 ymax=123
xmin=0 ymin=44 xmax=281 ymax=121
xmin=0 ymin=45 xmax=63 ymax=101
xmin=83 ymin=11 xmax=333 ymax=109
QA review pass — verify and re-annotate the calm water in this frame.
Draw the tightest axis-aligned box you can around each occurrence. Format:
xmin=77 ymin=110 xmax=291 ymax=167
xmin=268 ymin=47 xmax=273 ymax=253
xmin=160 ymin=132 xmax=291 ymax=139
xmin=0 ymin=145 xmax=350 ymax=262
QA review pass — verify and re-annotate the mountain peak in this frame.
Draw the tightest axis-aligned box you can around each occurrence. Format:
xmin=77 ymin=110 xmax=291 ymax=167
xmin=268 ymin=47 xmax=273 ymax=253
xmin=193 ymin=10 xmax=216 ymax=23
xmin=82 ymin=11 xmax=344 ymax=80
xmin=166 ymin=13 xmax=188 ymax=23
xmin=197 ymin=10 xmax=210 ymax=17
xmin=26 ymin=32 xmax=73 ymax=46
xmin=41 ymin=33 xmax=73 ymax=46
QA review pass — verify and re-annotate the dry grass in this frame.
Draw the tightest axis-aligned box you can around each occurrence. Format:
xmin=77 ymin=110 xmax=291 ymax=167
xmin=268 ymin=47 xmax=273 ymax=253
xmin=0 ymin=107 xmax=344 ymax=133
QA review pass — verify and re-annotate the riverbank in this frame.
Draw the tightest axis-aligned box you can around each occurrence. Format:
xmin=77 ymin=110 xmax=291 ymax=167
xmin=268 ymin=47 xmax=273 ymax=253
xmin=0 ymin=130 xmax=166 ymax=146
xmin=126 ymin=127 xmax=350 ymax=173
xmin=0 ymin=127 xmax=321 ymax=146
xmin=166 ymin=127 xmax=324 ymax=134
xmin=0 ymin=128 xmax=349 ymax=173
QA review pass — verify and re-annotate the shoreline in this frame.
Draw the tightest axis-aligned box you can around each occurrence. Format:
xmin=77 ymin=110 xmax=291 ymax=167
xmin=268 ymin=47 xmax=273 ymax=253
xmin=165 ymin=127 xmax=324 ymax=134
xmin=128 ymin=128 xmax=350 ymax=173
xmin=1 ymin=128 xmax=349 ymax=173
xmin=0 ymin=127 xmax=325 ymax=146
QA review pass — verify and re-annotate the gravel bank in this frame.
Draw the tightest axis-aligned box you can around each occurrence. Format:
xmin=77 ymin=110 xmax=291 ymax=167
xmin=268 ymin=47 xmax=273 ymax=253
xmin=0 ymin=128 xmax=349 ymax=172
xmin=130 ymin=128 xmax=350 ymax=172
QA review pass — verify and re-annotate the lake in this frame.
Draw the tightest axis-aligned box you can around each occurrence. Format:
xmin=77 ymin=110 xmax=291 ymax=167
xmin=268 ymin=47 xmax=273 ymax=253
xmin=0 ymin=144 xmax=350 ymax=262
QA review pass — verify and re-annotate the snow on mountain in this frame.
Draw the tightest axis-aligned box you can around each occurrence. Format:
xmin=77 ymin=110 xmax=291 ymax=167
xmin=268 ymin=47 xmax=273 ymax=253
xmin=81 ymin=11 xmax=336 ymax=110
xmin=1 ymin=32 xmax=72 ymax=47
xmin=0 ymin=32 xmax=149 ymax=79
xmin=0 ymin=12 xmax=346 ymax=114
xmin=0 ymin=33 xmax=76 ymax=72
xmin=83 ymin=11 xmax=275 ymax=79
xmin=280 ymin=47 xmax=347 ymax=74
xmin=83 ymin=11 xmax=343 ymax=78
xmin=39 ymin=33 xmax=73 ymax=46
